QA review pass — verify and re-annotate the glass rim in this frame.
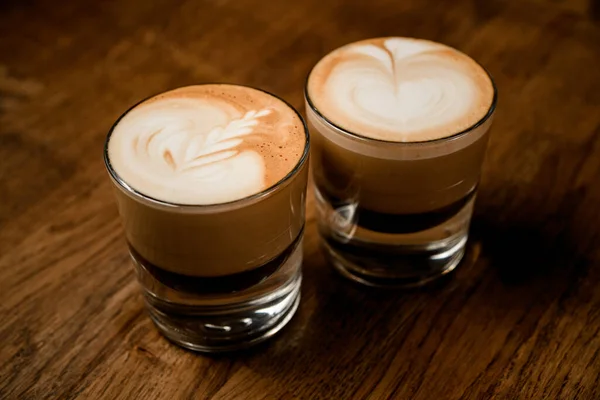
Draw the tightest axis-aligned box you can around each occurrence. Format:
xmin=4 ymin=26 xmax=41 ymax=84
xmin=104 ymin=83 xmax=310 ymax=210
xmin=304 ymin=47 xmax=498 ymax=146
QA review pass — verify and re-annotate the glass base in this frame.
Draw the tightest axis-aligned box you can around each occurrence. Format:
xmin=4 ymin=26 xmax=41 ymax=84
xmin=132 ymin=235 xmax=303 ymax=353
xmin=321 ymin=233 xmax=466 ymax=288
xmin=315 ymin=187 xmax=473 ymax=288
xmin=145 ymin=276 xmax=300 ymax=352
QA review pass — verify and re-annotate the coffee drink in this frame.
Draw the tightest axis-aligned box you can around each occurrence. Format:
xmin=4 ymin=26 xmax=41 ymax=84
xmin=307 ymin=37 xmax=494 ymax=227
xmin=108 ymin=85 xmax=307 ymax=278
xmin=105 ymin=84 xmax=309 ymax=351
xmin=305 ymin=37 xmax=496 ymax=286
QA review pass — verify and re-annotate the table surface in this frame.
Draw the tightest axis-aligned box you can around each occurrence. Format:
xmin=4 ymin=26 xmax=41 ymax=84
xmin=2 ymin=0 xmax=600 ymax=399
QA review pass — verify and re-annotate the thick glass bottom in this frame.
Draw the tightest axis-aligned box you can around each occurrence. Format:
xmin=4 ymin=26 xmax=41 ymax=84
xmin=316 ymin=187 xmax=473 ymax=288
xmin=131 ymin=233 xmax=303 ymax=353
xmin=321 ymin=232 xmax=466 ymax=288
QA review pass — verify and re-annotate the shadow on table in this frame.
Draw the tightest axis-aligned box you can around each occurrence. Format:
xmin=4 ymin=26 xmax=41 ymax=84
xmin=471 ymin=182 xmax=590 ymax=287
xmin=203 ymin=180 xmax=594 ymax=400
xmin=205 ymin=238 xmax=478 ymax=382
xmin=470 ymin=216 xmax=576 ymax=286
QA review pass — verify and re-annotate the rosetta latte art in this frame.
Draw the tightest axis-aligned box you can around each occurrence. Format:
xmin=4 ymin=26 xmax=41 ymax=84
xmin=308 ymin=37 xmax=494 ymax=142
xmin=107 ymin=85 xmax=305 ymax=205
xmin=140 ymin=108 xmax=271 ymax=176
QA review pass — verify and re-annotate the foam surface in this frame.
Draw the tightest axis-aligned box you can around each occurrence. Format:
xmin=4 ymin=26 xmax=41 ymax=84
xmin=108 ymin=85 xmax=305 ymax=205
xmin=307 ymin=37 xmax=495 ymax=142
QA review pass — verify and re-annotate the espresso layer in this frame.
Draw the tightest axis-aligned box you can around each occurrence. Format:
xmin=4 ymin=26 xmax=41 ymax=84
xmin=108 ymin=84 xmax=305 ymax=205
xmin=130 ymin=229 xmax=303 ymax=294
xmin=321 ymin=190 xmax=476 ymax=234
xmin=307 ymin=37 xmax=494 ymax=142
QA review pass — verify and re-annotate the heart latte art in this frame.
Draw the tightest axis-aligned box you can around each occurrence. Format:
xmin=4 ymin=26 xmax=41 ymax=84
xmin=307 ymin=37 xmax=495 ymax=142
xmin=108 ymin=85 xmax=305 ymax=205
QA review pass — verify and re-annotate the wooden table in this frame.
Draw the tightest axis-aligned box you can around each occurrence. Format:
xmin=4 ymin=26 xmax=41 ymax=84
xmin=2 ymin=0 xmax=600 ymax=398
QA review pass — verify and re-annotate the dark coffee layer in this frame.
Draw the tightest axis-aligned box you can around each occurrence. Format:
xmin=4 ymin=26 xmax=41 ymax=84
xmin=322 ymin=190 xmax=476 ymax=234
xmin=130 ymin=228 xmax=303 ymax=294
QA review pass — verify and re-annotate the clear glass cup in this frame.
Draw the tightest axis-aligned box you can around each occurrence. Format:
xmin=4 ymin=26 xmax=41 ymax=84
xmin=104 ymin=88 xmax=310 ymax=352
xmin=305 ymin=73 xmax=497 ymax=288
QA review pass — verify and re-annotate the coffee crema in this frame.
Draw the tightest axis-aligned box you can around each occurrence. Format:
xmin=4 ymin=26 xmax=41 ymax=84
xmin=108 ymin=85 xmax=305 ymax=205
xmin=307 ymin=37 xmax=494 ymax=142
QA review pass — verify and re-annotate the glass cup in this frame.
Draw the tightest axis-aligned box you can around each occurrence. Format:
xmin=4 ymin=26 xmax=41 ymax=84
xmin=104 ymin=88 xmax=310 ymax=352
xmin=305 ymin=66 xmax=497 ymax=288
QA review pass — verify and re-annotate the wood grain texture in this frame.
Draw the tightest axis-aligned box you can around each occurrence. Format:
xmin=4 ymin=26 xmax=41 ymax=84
xmin=1 ymin=0 xmax=600 ymax=398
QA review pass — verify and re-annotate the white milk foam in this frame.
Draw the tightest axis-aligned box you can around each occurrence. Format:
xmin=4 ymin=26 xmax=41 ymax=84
xmin=307 ymin=37 xmax=495 ymax=142
xmin=108 ymin=85 xmax=305 ymax=205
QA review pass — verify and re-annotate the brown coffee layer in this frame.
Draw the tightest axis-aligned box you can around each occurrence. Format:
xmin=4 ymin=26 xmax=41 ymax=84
xmin=113 ymin=157 xmax=309 ymax=277
xmin=310 ymin=118 xmax=490 ymax=216
xmin=130 ymin=228 xmax=303 ymax=294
